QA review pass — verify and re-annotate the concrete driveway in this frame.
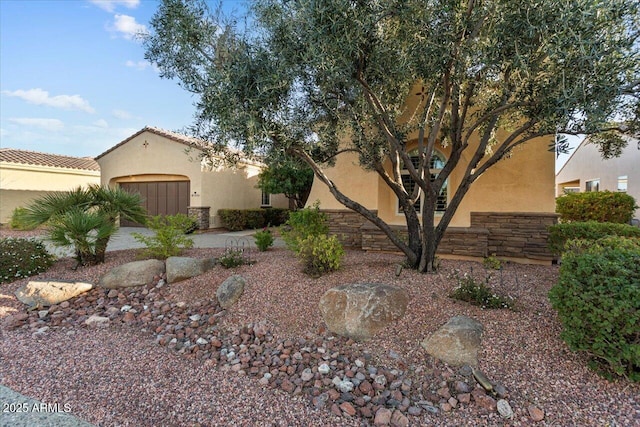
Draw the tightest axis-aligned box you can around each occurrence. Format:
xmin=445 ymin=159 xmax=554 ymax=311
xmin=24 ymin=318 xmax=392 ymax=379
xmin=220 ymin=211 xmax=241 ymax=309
xmin=40 ymin=227 xmax=284 ymax=257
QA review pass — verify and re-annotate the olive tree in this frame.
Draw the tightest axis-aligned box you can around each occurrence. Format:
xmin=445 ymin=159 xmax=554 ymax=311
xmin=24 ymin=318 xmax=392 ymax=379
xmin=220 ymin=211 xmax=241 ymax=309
xmin=145 ymin=0 xmax=639 ymax=272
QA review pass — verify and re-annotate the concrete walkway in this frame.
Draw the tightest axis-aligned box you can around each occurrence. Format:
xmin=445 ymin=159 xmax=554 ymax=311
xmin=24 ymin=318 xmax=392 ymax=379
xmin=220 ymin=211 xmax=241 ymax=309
xmin=40 ymin=227 xmax=284 ymax=258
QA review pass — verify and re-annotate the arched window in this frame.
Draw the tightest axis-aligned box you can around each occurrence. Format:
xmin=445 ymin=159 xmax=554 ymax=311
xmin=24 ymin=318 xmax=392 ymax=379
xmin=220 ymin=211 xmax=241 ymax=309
xmin=398 ymin=149 xmax=448 ymax=214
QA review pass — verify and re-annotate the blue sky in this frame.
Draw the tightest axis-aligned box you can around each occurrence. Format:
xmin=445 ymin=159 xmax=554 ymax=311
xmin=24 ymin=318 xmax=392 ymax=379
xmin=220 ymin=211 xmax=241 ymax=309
xmin=0 ymin=0 xmax=246 ymax=158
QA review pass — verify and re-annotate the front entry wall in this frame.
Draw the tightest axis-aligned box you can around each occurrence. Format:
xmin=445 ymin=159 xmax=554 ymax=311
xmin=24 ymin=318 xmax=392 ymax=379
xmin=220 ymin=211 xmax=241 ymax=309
xmin=324 ymin=210 xmax=558 ymax=264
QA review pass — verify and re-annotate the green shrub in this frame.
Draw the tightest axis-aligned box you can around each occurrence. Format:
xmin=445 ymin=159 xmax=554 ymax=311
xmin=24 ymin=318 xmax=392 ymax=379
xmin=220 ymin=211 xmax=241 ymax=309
xmin=218 ymin=209 xmax=248 ymax=231
xmin=218 ymin=208 xmax=289 ymax=231
xmin=9 ymin=207 xmax=38 ymax=230
xmin=449 ymin=272 xmax=514 ymax=309
xmin=482 ymin=255 xmax=503 ymax=270
xmin=281 ymin=201 xmax=329 ymax=253
xmin=254 ymin=228 xmax=274 ymax=251
xmin=297 ymin=234 xmax=344 ymax=277
xmin=219 ymin=248 xmax=249 ymax=268
xmin=556 ymin=191 xmax=637 ymax=223
xmin=547 ymin=221 xmax=640 ymax=256
xmin=549 ymin=237 xmax=640 ymax=382
xmin=0 ymin=238 xmax=55 ymax=284
xmin=133 ymin=214 xmax=194 ymax=259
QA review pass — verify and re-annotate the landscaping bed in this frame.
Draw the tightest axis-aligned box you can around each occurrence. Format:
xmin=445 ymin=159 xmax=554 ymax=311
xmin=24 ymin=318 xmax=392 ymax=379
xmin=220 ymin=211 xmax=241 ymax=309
xmin=0 ymin=240 xmax=638 ymax=426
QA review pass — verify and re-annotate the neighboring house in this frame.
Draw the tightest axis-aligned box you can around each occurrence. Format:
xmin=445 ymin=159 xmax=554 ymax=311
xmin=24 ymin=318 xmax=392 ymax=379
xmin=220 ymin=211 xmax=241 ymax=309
xmin=307 ymin=129 xmax=557 ymax=264
xmin=0 ymin=149 xmax=100 ymax=224
xmin=556 ymin=136 xmax=639 ymax=220
xmin=95 ymin=126 xmax=287 ymax=228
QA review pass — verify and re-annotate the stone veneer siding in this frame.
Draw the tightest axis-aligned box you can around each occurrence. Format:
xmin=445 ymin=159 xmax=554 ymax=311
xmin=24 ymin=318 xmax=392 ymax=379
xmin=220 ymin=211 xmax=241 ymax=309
xmin=188 ymin=206 xmax=210 ymax=230
xmin=470 ymin=212 xmax=558 ymax=261
xmin=323 ymin=210 xmax=558 ymax=262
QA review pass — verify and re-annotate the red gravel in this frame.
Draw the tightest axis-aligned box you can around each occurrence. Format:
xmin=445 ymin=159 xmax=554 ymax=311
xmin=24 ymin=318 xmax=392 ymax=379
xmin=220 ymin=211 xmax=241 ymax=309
xmin=0 ymin=238 xmax=638 ymax=426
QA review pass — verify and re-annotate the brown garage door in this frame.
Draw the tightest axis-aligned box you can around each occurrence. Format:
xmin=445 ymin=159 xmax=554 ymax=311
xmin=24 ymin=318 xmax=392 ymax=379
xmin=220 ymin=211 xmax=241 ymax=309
xmin=120 ymin=181 xmax=190 ymax=226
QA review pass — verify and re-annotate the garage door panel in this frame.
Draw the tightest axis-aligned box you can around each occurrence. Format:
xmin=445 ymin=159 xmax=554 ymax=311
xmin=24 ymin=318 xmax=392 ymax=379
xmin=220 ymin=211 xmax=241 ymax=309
xmin=120 ymin=181 xmax=190 ymax=227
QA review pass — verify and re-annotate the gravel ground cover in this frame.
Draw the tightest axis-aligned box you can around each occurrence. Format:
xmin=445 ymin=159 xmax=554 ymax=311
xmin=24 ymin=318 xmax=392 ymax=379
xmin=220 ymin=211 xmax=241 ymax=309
xmin=0 ymin=228 xmax=638 ymax=426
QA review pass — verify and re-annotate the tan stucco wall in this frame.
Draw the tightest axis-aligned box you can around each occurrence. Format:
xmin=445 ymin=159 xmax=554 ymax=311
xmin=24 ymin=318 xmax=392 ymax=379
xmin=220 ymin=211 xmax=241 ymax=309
xmin=0 ymin=163 xmax=100 ymax=223
xmin=97 ymin=130 xmax=287 ymax=228
xmin=556 ymin=137 xmax=640 ymax=218
xmin=306 ymin=133 xmax=555 ymax=227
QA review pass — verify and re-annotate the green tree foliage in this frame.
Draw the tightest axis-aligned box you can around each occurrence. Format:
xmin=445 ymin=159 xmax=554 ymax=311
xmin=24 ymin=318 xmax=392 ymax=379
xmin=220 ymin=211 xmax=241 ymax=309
xmin=23 ymin=185 xmax=147 ymax=266
xmin=144 ymin=0 xmax=640 ymax=272
xmin=257 ymin=154 xmax=314 ymax=209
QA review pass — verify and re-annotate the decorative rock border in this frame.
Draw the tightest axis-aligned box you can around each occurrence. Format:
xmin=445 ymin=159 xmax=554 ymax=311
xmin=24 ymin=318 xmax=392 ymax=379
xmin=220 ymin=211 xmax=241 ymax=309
xmin=2 ymin=275 xmax=541 ymax=424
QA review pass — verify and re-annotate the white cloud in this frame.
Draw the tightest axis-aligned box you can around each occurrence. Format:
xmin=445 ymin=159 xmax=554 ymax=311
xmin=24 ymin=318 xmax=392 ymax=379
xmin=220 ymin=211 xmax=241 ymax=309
xmin=112 ymin=109 xmax=132 ymax=120
xmin=9 ymin=118 xmax=65 ymax=132
xmin=3 ymin=88 xmax=95 ymax=113
xmin=88 ymin=0 xmax=140 ymax=13
xmin=125 ymin=60 xmax=149 ymax=70
xmin=93 ymin=119 xmax=109 ymax=128
xmin=110 ymin=14 xmax=148 ymax=40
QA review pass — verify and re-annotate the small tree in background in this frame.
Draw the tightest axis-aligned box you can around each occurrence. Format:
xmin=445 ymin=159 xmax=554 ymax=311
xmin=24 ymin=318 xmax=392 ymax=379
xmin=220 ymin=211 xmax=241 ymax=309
xmin=257 ymin=154 xmax=314 ymax=210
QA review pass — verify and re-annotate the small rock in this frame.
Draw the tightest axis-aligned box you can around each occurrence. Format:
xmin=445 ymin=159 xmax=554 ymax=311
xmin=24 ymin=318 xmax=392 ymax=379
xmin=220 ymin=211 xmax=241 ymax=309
xmin=497 ymin=399 xmax=514 ymax=419
xmin=339 ymin=401 xmax=356 ymax=416
xmin=196 ymin=338 xmax=208 ymax=345
xmin=494 ymin=383 xmax=508 ymax=398
xmin=189 ymin=314 xmax=201 ymax=321
xmin=318 ymin=363 xmax=330 ymax=374
xmin=407 ymin=406 xmax=422 ymax=416
xmin=457 ymin=393 xmax=471 ymax=404
xmin=301 ymin=368 xmax=314 ymax=382
xmin=390 ymin=410 xmax=409 ymax=427
xmin=374 ymin=407 xmax=392 ymax=425
xmin=454 ymin=380 xmax=471 ymax=393
xmin=120 ymin=305 xmax=132 ymax=312
xmin=38 ymin=310 xmax=49 ymax=319
xmin=85 ymin=315 xmax=109 ymax=327
xmin=338 ymin=380 xmax=354 ymax=393
xmin=528 ymin=405 xmax=545 ymax=422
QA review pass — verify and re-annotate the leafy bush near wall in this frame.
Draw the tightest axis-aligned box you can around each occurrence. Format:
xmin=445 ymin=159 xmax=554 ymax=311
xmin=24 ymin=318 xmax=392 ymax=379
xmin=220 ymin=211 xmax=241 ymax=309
xmin=297 ymin=234 xmax=344 ymax=277
xmin=0 ymin=238 xmax=55 ymax=284
xmin=9 ymin=207 xmax=38 ymax=230
xmin=556 ymin=191 xmax=637 ymax=223
xmin=547 ymin=221 xmax=640 ymax=256
xmin=280 ymin=202 xmax=328 ymax=252
xmin=549 ymin=237 xmax=640 ymax=382
xmin=218 ymin=208 xmax=289 ymax=231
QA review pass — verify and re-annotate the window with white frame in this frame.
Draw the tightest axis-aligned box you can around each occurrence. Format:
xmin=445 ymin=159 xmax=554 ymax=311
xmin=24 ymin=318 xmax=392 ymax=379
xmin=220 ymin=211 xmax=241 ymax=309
xmin=397 ymin=149 xmax=448 ymax=214
xmin=585 ymin=179 xmax=600 ymax=192
xmin=618 ymin=176 xmax=628 ymax=192
xmin=563 ymin=187 xmax=580 ymax=194
xmin=261 ymin=191 xmax=271 ymax=207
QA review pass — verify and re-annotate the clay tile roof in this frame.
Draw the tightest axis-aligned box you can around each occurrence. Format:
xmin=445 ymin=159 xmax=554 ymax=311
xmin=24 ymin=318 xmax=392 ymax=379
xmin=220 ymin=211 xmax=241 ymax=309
xmin=0 ymin=148 xmax=100 ymax=171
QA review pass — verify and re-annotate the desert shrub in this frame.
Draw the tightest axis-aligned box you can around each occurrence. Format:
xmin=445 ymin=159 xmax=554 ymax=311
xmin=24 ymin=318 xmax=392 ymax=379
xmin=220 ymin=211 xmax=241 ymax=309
xmin=254 ymin=228 xmax=274 ymax=251
xmin=9 ymin=207 xmax=38 ymax=230
xmin=169 ymin=213 xmax=198 ymax=234
xmin=297 ymin=234 xmax=344 ymax=277
xmin=263 ymin=208 xmax=290 ymax=227
xmin=556 ymin=191 xmax=637 ymax=223
xmin=133 ymin=214 xmax=194 ymax=259
xmin=549 ymin=237 xmax=640 ymax=382
xmin=0 ymin=238 xmax=55 ymax=284
xmin=246 ymin=209 xmax=267 ymax=229
xmin=281 ymin=201 xmax=329 ymax=253
xmin=218 ymin=209 xmax=248 ymax=231
xmin=219 ymin=248 xmax=249 ymax=268
xmin=547 ymin=221 xmax=640 ymax=256
xmin=482 ymin=255 xmax=502 ymax=270
xmin=449 ymin=271 xmax=514 ymax=309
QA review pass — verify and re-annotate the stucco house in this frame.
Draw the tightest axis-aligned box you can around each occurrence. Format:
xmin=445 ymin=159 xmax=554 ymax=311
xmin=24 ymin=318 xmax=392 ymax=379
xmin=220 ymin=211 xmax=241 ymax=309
xmin=0 ymin=149 xmax=101 ymax=224
xmin=306 ymin=127 xmax=557 ymax=264
xmin=556 ymin=136 xmax=639 ymax=220
xmin=96 ymin=126 xmax=287 ymax=228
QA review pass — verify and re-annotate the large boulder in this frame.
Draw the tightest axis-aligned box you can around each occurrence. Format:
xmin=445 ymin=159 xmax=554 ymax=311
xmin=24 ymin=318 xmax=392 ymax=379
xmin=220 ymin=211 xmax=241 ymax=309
xmin=319 ymin=283 xmax=409 ymax=341
xmin=166 ymin=256 xmax=217 ymax=283
xmin=98 ymin=259 xmax=165 ymax=289
xmin=421 ymin=315 xmax=484 ymax=366
xmin=216 ymin=275 xmax=246 ymax=308
xmin=14 ymin=281 xmax=93 ymax=307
